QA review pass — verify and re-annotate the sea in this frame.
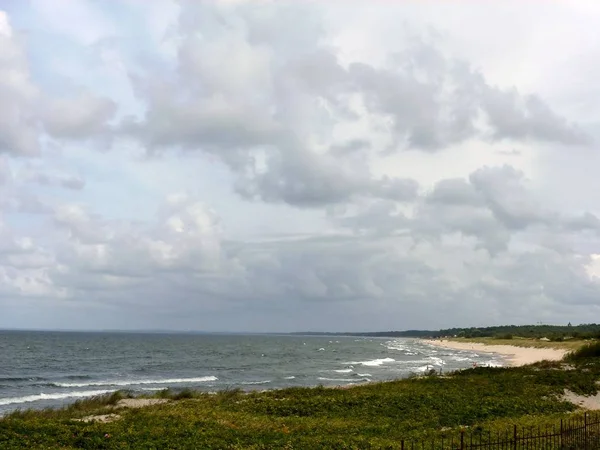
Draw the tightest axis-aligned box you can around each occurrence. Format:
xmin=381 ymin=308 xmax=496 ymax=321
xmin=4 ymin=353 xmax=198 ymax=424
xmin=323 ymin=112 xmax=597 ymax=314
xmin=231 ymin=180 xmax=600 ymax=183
xmin=0 ymin=331 xmax=505 ymax=416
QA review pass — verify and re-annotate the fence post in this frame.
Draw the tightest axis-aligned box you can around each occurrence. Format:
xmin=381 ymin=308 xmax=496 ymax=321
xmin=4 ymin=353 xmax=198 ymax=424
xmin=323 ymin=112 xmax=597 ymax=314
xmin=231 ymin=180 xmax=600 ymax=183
xmin=584 ymin=412 xmax=588 ymax=450
xmin=560 ymin=418 xmax=563 ymax=450
xmin=513 ymin=424 xmax=517 ymax=450
xmin=401 ymin=440 xmax=404 ymax=450
xmin=460 ymin=430 xmax=464 ymax=450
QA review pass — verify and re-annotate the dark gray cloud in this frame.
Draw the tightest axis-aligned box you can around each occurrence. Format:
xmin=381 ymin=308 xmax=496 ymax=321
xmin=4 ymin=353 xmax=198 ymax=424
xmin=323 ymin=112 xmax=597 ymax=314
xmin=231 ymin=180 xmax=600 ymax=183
xmin=346 ymin=45 xmax=589 ymax=151
xmin=427 ymin=178 xmax=483 ymax=206
xmin=482 ymin=90 xmax=589 ymax=145
xmin=1 ymin=169 xmax=599 ymax=331
xmin=333 ymin=164 xmax=600 ymax=255
xmin=468 ymin=165 xmax=554 ymax=230
xmin=38 ymin=212 xmax=600 ymax=330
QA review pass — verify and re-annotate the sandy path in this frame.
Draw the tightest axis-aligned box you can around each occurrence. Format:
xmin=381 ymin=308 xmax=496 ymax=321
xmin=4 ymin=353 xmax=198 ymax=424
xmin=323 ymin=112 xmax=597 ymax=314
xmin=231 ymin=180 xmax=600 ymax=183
xmin=115 ymin=398 xmax=169 ymax=409
xmin=71 ymin=399 xmax=171 ymax=423
xmin=563 ymin=389 xmax=600 ymax=410
xmin=423 ymin=339 xmax=567 ymax=366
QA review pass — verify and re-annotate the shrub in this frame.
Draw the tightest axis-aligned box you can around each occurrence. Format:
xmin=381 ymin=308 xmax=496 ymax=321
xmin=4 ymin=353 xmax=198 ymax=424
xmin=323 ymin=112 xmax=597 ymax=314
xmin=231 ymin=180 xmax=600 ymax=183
xmin=496 ymin=333 xmax=513 ymax=340
xmin=564 ymin=341 xmax=600 ymax=361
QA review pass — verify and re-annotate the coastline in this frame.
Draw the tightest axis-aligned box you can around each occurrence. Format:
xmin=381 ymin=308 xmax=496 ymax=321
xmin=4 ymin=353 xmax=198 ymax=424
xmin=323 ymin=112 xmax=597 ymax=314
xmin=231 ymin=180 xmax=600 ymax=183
xmin=423 ymin=339 xmax=568 ymax=366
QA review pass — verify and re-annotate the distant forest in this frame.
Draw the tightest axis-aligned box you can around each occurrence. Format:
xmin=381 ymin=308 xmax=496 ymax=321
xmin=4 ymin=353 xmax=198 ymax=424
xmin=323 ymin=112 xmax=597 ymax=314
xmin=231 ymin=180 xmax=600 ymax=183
xmin=294 ymin=323 xmax=600 ymax=341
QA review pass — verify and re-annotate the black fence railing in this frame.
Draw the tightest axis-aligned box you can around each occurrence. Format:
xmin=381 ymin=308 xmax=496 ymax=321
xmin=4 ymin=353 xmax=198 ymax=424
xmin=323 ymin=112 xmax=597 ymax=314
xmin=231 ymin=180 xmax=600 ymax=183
xmin=400 ymin=412 xmax=600 ymax=450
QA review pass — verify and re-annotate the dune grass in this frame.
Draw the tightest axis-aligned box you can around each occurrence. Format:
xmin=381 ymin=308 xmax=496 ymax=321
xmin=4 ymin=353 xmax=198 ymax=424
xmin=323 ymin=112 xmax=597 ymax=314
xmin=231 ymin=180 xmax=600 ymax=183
xmin=1 ymin=356 xmax=599 ymax=449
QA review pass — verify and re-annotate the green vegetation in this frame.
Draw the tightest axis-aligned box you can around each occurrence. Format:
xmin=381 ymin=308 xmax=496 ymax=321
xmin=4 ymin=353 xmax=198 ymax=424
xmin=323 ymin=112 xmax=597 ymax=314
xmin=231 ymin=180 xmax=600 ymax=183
xmin=2 ymin=356 xmax=600 ymax=449
xmin=434 ymin=323 xmax=600 ymax=340
xmin=564 ymin=341 xmax=600 ymax=361
xmin=298 ymin=323 xmax=600 ymax=341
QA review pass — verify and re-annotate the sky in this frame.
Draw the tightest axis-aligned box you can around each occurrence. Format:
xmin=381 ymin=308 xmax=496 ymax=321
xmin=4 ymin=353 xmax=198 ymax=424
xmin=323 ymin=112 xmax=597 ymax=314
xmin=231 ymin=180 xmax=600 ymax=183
xmin=1 ymin=0 xmax=600 ymax=332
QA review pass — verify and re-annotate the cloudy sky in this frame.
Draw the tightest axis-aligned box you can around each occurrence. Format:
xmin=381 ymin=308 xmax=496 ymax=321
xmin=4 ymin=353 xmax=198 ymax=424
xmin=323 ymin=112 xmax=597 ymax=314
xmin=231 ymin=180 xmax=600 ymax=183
xmin=1 ymin=0 xmax=600 ymax=332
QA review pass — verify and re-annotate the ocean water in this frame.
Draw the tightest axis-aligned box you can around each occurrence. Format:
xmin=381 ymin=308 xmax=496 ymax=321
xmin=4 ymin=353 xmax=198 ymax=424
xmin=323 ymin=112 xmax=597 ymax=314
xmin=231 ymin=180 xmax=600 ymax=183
xmin=0 ymin=331 xmax=504 ymax=415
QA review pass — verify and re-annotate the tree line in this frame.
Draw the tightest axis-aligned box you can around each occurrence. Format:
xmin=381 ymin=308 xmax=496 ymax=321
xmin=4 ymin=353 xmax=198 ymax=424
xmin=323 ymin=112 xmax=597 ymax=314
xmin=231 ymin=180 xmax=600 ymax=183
xmin=293 ymin=323 xmax=600 ymax=340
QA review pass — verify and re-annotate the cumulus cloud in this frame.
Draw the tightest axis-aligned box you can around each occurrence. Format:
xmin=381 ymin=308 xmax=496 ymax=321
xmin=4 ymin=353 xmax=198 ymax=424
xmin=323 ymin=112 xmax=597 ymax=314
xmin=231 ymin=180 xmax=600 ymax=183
xmin=41 ymin=91 xmax=116 ymax=141
xmin=1 ymin=2 xmax=600 ymax=331
xmin=0 ymin=12 xmax=40 ymax=156
xmin=118 ymin=2 xmax=588 ymax=213
xmin=0 ymin=11 xmax=118 ymax=156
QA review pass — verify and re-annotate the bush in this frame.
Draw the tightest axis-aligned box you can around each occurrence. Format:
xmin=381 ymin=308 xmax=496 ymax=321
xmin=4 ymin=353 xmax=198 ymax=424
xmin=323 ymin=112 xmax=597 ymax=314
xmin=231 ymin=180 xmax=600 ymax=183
xmin=496 ymin=333 xmax=513 ymax=340
xmin=564 ymin=341 xmax=600 ymax=361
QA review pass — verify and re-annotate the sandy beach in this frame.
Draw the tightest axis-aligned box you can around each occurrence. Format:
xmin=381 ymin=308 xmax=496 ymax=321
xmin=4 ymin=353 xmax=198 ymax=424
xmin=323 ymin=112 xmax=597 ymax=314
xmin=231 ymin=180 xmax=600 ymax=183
xmin=423 ymin=339 xmax=568 ymax=366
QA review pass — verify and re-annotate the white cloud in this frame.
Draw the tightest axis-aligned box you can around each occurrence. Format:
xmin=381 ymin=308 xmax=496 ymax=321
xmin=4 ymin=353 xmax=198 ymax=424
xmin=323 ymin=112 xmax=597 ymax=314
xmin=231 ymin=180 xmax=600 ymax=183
xmin=41 ymin=90 xmax=116 ymax=140
xmin=1 ymin=2 xmax=600 ymax=331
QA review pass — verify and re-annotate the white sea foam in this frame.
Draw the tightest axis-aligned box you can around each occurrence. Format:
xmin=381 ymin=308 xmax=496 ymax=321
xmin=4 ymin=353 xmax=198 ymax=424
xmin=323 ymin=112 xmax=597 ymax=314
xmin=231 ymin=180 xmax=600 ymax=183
xmin=385 ymin=340 xmax=408 ymax=351
xmin=318 ymin=377 xmax=365 ymax=382
xmin=53 ymin=376 xmax=218 ymax=388
xmin=240 ymin=380 xmax=271 ymax=385
xmin=427 ymin=357 xmax=446 ymax=366
xmin=356 ymin=373 xmax=372 ymax=377
xmin=284 ymin=376 xmax=296 ymax=380
xmin=346 ymin=357 xmax=395 ymax=367
xmin=451 ymin=357 xmax=471 ymax=362
xmin=0 ymin=389 xmax=115 ymax=406
xmin=333 ymin=369 xmax=353 ymax=373
xmin=483 ymin=360 xmax=503 ymax=367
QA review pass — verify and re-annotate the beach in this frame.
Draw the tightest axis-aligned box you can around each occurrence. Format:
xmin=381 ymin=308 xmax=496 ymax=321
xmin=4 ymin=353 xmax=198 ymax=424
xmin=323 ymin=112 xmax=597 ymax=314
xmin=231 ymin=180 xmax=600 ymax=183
xmin=423 ymin=339 xmax=568 ymax=366
xmin=2 ymin=335 xmax=599 ymax=448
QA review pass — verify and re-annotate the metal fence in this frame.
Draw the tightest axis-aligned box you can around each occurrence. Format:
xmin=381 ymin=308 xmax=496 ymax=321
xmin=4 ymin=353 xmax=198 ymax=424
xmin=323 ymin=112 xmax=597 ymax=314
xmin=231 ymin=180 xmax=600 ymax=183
xmin=400 ymin=412 xmax=600 ymax=450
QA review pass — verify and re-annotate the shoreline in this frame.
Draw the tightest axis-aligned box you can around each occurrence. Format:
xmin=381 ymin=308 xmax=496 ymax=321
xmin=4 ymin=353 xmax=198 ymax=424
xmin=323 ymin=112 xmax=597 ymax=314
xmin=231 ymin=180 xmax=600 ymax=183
xmin=0 ymin=339 xmax=571 ymax=416
xmin=423 ymin=339 xmax=568 ymax=366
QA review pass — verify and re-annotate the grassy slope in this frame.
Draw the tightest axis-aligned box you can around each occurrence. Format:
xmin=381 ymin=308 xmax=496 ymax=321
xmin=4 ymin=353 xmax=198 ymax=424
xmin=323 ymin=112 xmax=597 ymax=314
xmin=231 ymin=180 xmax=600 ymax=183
xmin=1 ymin=355 xmax=599 ymax=450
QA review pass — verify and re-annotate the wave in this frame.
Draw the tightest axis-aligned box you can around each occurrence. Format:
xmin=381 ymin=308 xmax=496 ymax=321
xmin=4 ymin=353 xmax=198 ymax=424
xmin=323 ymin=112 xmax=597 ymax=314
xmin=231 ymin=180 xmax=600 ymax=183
xmin=240 ymin=380 xmax=271 ymax=385
xmin=427 ymin=357 xmax=446 ymax=366
xmin=384 ymin=339 xmax=420 ymax=354
xmin=0 ymin=376 xmax=45 ymax=383
xmin=356 ymin=373 xmax=372 ymax=377
xmin=333 ymin=369 xmax=353 ymax=373
xmin=318 ymin=377 xmax=371 ymax=382
xmin=482 ymin=360 xmax=503 ymax=368
xmin=318 ymin=377 xmax=357 ymax=382
xmin=52 ymin=376 xmax=218 ymax=388
xmin=284 ymin=376 xmax=296 ymax=380
xmin=0 ymin=389 xmax=115 ymax=406
xmin=346 ymin=357 xmax=395 ymax=367
xmin=385 ymin=341 xmax=408 ymax=351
